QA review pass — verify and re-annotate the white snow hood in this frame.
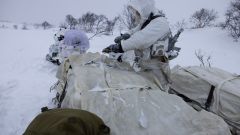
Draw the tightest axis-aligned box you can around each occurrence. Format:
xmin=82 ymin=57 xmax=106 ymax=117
xmin=128 ymin=0 xmax=157 ymax=19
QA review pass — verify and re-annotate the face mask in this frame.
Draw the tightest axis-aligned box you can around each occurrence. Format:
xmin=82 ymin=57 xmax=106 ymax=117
xmin=134 ymin=12 xmax=141 ymax=24
xmin=128 ymin=6 xmax=141 ymax=26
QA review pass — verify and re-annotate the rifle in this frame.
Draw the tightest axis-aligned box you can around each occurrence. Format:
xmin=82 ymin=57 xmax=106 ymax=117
xmin=167 ymin=28 xmax=184 ymax=52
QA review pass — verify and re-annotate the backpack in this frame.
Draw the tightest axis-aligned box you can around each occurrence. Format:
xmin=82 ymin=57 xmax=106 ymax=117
xmin=23 ymin=108 xmax=110 ymax=135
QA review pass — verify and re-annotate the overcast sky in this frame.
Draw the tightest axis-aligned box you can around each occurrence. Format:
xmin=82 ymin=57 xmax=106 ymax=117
xmin=0 ymin=0 xmax=229 ymax=25
xmin=0 ymin=0 xmax=128 ymax=25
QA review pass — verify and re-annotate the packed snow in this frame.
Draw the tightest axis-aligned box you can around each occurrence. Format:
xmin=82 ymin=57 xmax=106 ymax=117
xmin=0 ymin=29 xmax=58 ymax=134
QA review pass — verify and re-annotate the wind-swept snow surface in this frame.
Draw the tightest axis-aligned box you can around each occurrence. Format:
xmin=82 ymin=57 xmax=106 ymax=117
xmin=0 ymin=29 xmax=58 ymax=134
xmin=171 ymin=27 xmax=240 ymax=74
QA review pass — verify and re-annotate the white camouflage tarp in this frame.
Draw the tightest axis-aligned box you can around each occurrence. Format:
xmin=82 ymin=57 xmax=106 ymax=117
xmin=171 ymin=65 xmax=240 ymax=132
xmin=54 ymin=53 xmax=231 ymax=135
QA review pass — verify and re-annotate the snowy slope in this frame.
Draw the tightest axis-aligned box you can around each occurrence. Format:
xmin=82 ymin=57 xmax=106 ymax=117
xmin=0 ymin=27 xmax=239 ymax=134
xmin=171 ymin=27 xmax=240 ymax=74
xmin=0 ymin=25 xmax=240 ymax=135
xmin=0 ymin=29 xmax=58 ymax=134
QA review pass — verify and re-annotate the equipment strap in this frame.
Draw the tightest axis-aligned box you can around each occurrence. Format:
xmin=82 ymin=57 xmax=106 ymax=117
xmin=141 ymin=12 xmax=161 ymax=30
xmin=205 ymin=85 xmax=215 ymax=111
xmin=57 ymin=65 xmax=72 ymax=108
xmin=58 ymin=81 xmax=68 ymax=108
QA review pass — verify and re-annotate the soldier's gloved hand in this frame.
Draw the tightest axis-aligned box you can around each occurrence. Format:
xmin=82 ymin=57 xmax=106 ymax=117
xmin=102 ymin=44 xmax=124 ymax=53
xmin=114 ymin=33 xmax=131 ymax=44
xmin=109 ymin=53 xmax=123 ymax=62
xmin=57 ymin=35 xmax=64 ymax=41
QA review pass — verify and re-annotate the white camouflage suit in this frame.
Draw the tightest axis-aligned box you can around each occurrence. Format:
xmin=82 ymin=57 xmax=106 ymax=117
xmin=120 ymin=0 xmax=171 ymax=91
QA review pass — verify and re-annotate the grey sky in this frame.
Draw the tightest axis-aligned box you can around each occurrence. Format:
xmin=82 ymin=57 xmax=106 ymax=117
xmin=0 ymin=0 xmax=128 ymax=25
xmin=0 ymin=0 xmax=229 ymax=25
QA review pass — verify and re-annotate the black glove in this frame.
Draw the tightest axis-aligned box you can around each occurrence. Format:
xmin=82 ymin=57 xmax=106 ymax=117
xmin=58 ymin=35 xmax=64 ymax=41
xmin=102 ymin=44 xmax=124 ymax=53
xmin=114 ymin=33 xmax=131 ymax=44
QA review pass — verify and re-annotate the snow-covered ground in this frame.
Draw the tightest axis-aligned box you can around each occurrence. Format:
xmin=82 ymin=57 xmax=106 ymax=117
xmin=0 ymin=29 xmax=58 ymax=134
xmin=0 ymin=25 xmax=239 ymax=134
xmin=171 ymin=27 xmax=240 ymax=74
